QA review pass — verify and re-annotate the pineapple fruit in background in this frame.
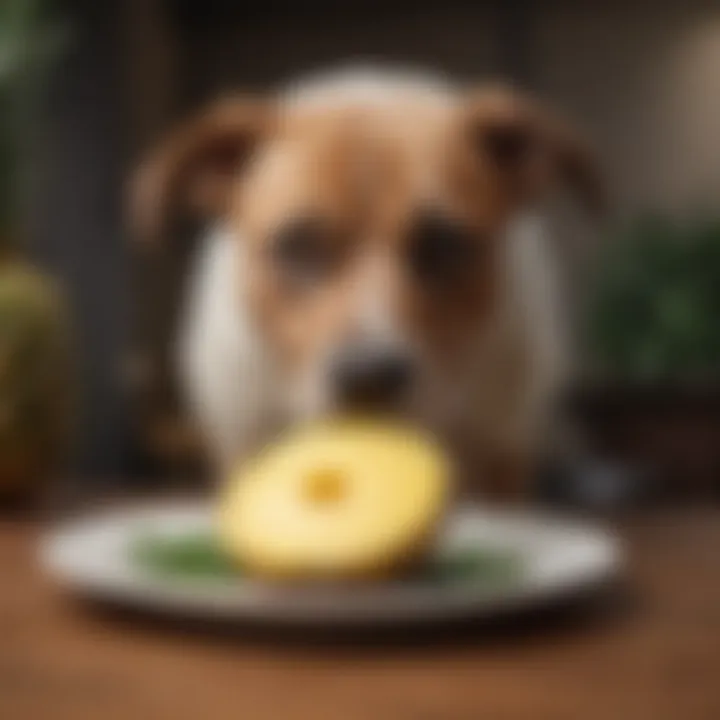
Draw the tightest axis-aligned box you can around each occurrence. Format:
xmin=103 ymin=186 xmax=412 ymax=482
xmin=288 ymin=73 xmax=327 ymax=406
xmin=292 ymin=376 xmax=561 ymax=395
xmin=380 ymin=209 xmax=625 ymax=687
xmin=0 ymin=259 xmax=70 ymax=496
xmin=0 ymin=1 xmax=73 ymax=500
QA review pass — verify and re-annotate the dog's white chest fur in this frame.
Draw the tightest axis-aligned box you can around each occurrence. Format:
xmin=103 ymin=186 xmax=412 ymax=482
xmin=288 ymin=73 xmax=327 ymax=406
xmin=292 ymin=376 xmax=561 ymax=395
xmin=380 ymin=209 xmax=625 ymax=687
xmin=177 ymin=227 xmax=278 ymax=468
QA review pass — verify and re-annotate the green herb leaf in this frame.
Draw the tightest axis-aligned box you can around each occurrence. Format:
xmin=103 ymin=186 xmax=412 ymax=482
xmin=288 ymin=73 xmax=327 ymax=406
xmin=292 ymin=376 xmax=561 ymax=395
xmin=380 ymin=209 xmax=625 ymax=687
xmin=131 ymin=533 xmax=238 ymax=580
xmin=130 ymin=532 xmax=522 ymax=589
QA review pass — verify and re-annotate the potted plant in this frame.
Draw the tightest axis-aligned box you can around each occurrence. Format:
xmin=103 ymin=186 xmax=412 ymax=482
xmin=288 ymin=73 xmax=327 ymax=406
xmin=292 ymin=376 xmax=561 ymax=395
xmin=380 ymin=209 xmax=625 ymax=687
xmin=0 ymin=0 xmax=72 ymax=502
xmin=579 ymin=214 xmax=720 ymax=499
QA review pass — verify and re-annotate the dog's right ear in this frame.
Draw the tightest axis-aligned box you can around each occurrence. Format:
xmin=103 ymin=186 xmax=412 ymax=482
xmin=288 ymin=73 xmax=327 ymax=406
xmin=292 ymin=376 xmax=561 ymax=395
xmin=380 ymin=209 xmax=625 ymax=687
xmin=131 ymin=97 xmax=271 ymax=242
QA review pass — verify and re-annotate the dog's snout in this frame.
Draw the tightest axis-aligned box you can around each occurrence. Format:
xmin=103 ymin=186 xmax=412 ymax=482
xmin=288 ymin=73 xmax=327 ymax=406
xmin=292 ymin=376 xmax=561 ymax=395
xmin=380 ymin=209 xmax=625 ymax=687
xmin=331 ymin=345 xmax=414 ymax=406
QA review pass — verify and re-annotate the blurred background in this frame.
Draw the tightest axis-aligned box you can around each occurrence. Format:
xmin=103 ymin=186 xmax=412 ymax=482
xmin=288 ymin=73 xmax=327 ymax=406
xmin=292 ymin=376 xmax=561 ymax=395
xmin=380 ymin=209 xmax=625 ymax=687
xmin=3 ymin=0 xmax=720 ymax=506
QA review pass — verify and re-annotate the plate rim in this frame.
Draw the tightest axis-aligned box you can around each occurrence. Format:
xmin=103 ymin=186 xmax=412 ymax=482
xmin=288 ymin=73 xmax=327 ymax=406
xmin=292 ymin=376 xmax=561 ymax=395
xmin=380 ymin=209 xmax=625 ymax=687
xmin=40 ymin=500 xmax=622 ymax=626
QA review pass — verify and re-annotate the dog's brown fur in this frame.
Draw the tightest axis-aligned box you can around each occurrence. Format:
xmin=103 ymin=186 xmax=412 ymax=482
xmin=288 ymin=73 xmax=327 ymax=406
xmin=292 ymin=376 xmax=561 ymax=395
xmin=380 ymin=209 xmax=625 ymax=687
xmin=133 ymin=78 xmax=602 ymax=500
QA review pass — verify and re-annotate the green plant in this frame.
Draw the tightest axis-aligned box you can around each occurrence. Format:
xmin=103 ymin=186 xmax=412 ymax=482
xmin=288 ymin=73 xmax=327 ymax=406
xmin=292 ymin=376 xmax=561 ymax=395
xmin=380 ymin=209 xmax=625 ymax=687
xmin=587 ymin=215 xmax=720 ymax=382
xmin=0 ymin=0 xmax=68 ymax=236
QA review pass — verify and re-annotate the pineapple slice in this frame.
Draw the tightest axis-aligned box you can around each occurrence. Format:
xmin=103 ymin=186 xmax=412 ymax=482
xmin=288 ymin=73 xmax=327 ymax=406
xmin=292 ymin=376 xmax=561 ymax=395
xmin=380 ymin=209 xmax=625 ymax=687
xmin=218 ymin=420 xmax=450 ymax=581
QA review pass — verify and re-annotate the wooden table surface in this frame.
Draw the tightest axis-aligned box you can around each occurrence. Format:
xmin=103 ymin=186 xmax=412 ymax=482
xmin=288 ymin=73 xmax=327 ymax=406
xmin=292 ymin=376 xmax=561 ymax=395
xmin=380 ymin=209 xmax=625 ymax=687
xmin=1 ymin=505 xmax=719 ymax=720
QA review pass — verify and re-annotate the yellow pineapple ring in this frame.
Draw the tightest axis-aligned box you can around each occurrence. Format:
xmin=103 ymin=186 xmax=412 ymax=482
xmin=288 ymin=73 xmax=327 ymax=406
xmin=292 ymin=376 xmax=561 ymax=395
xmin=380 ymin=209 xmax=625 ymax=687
xmin=218 ymin=420 xmax=450 ymax=581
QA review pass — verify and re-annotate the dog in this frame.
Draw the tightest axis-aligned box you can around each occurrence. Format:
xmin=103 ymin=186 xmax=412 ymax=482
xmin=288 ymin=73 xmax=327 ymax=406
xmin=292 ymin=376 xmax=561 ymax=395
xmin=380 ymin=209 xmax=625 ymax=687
xmin=133 ymin=68 xmax=602 ymax=500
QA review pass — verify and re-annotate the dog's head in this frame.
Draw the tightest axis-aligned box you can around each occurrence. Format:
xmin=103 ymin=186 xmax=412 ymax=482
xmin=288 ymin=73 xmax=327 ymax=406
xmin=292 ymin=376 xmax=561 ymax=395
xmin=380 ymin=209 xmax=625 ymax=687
xmin=134 ymin=75 xmax=601 ymax=426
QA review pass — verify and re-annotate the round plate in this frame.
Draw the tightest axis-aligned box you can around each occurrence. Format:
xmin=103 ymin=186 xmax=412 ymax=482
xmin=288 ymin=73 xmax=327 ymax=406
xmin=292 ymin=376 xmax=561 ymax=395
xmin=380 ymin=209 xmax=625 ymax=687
xmin=40 ymin=501 xmax=621 ymax=626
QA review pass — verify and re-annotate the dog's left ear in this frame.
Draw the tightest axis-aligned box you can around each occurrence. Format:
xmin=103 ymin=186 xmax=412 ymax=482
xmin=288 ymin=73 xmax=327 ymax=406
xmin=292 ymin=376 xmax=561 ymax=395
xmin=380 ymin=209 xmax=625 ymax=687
xmin=465 ymin=86 xmax=605 ymax=216
xmin=131 ymin=97 xmax=272 ymax=242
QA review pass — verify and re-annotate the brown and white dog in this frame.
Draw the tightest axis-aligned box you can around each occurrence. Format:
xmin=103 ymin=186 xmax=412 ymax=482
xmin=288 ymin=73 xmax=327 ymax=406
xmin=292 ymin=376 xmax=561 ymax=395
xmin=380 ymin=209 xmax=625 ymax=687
xmin=133 ymin=68 xmax=602 ymax=500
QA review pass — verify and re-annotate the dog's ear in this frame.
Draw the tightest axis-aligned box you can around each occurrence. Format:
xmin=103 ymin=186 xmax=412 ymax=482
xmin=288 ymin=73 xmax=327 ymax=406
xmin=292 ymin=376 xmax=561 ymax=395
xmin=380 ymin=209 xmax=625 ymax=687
xmin=465 ymin=86 xmax=605 ymax=216
xmin=131 ymin=97 xmax=272 ymax=242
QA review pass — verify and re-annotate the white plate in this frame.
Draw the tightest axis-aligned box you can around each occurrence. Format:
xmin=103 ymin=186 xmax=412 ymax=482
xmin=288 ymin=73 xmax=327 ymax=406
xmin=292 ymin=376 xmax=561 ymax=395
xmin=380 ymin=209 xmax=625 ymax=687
xmin=40 ymin=502 xmax=621 ymax=626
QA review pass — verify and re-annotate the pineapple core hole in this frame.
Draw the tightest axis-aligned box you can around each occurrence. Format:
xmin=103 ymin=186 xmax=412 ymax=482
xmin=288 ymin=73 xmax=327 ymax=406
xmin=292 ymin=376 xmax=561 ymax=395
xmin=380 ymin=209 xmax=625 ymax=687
xmin=304 ymin=468 xmax=346 ymax=505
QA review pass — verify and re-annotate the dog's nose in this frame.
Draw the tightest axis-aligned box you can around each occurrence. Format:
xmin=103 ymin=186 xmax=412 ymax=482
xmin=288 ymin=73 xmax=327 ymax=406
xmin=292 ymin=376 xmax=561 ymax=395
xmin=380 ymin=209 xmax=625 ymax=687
xmin=331 ymin=345 xmax=414 ymax=406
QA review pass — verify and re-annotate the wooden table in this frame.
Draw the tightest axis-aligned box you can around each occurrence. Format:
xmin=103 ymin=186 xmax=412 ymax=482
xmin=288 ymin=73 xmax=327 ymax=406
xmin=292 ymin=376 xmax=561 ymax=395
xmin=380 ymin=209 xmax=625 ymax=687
xmin=1 ymin=506 xmax=719 ymax=720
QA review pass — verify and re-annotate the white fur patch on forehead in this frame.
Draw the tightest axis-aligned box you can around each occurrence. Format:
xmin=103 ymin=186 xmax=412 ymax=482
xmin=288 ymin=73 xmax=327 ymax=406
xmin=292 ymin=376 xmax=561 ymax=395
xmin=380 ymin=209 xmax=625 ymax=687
xmin=279 ymin=66 xmax=460 ymax=111
xmin=353 ymin=252 xmax=403 ymax=342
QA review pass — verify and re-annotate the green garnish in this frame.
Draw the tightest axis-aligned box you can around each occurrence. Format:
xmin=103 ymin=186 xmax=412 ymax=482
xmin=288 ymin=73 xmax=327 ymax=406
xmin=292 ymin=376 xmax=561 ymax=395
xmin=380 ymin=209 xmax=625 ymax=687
xmin=130 ymin=532 xmax=521 ymax=588
xmin=422 ymin=548 xmax=520 ymax=587
xmin=131 ymin=533 xmax=237 ymax=580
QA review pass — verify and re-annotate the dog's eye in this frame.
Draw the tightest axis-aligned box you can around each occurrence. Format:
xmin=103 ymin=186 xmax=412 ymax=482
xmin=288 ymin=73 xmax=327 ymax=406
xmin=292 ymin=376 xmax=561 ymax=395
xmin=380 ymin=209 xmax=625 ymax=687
xmin=406 ymin=212 xmax=478 ymax=283
xmin=271 ymin=217 xmax=336 ymax=285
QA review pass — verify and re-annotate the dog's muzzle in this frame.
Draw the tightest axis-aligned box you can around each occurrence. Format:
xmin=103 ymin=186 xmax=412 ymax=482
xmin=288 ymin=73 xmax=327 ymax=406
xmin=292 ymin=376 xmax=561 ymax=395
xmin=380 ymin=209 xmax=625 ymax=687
xmin=329 ymin=342 xmax=415 ymax=409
